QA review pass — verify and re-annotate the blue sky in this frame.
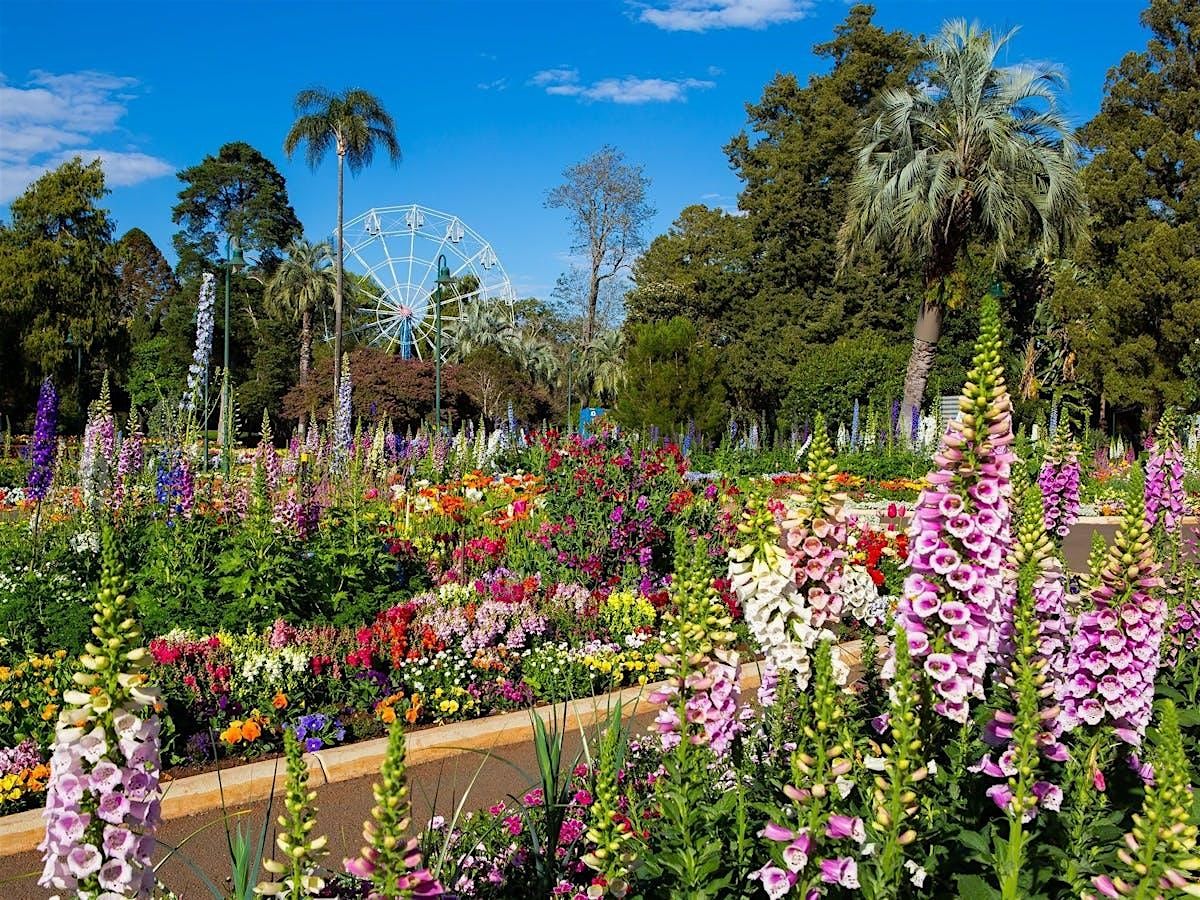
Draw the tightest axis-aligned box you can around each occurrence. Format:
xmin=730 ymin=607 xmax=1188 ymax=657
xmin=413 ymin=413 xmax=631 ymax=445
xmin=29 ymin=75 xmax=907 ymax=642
xmin=1 ymin=0 xmax=1148 ymax=302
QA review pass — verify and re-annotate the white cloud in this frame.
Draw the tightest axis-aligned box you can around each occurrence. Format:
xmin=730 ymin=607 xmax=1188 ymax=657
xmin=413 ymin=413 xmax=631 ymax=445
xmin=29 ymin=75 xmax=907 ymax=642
xmin=637 ymin=0 xmax=813 ymax=32
xmin=530 ymin=67 xmax=580 ymax=87
xmin=532 ymin=69 xmax=714 ymax=104
xmin=477 ymin=77 xmax=509 ymax=91
xmin=0 ymin=69 xmax=171 ymax=203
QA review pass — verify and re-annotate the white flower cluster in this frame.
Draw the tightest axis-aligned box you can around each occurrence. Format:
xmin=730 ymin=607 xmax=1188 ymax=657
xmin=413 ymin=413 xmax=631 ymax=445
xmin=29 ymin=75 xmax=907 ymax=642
xmin=728 ymin=515 xmax=823 ymax=688
xmin=182 ymin=273 xmax=217 ymax=413
xmin=839 ymin=564 xmax=887 ymax=628
xmin=240 ymin=646 xmax=309 ymax=683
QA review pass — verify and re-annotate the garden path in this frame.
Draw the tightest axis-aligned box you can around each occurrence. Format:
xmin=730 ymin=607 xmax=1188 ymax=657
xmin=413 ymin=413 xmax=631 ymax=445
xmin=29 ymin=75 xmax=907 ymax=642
xmin=0 ymin=712 xmax=658 ymax=898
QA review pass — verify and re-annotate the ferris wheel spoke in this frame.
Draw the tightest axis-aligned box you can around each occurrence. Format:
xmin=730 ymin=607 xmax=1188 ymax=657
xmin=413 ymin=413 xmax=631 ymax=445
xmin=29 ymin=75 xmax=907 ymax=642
xmin=376 ymin=230 xmax=406 ymax=308
xmin=336 ymin=204 xmax=514 ymax=359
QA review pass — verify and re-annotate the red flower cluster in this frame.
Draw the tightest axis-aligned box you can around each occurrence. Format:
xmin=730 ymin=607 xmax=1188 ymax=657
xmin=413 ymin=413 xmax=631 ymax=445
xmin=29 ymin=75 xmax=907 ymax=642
xmin=349 ymin=601 xmax=420 ymax=668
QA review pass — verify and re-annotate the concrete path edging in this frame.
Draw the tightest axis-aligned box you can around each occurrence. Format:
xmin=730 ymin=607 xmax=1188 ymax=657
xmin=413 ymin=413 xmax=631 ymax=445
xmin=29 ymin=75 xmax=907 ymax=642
xmin=0 ymin=660 xmax=773 ymax=856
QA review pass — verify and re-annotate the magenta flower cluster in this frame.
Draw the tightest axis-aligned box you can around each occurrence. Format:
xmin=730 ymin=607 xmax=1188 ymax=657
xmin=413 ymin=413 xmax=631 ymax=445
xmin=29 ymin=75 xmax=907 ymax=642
xmin=895 ymin=313 xmax=1015 ymax=723
xmin=1037 ymin=440 xmax=1080 ymax=538
xmin=1145 ymin=429 xmax=1185 ymax=534
xmin=1060 ymin=496 xmax=1164 ymax=744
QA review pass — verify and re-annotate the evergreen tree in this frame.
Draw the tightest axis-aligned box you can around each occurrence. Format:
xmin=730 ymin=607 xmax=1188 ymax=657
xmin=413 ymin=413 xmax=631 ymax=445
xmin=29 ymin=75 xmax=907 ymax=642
xmin=614 ymin=317 xmax=725 ymax=438
xmin=1051 ymin=0 xmax=1200 ymax=425
xmin=0 ymin=158 xmax=122 ymax=424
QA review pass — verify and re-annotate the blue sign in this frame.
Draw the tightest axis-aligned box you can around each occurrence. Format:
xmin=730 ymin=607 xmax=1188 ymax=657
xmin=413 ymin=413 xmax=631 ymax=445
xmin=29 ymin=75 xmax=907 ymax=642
xmin=578 ymin=407 xmax=606 ymax=436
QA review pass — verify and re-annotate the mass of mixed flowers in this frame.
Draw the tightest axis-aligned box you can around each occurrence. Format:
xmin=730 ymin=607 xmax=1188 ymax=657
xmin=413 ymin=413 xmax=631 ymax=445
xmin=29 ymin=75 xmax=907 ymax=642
xmin=0 ymin=295 xmax=1198 ymax=899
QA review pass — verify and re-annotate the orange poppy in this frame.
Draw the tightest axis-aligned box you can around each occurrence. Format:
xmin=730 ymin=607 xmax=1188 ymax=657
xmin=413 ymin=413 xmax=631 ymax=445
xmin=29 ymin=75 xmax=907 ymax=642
xmin=241 ymin=720 xmax=262 ymax=741
xmin=272 ymin=692 xmax=288 ymax=710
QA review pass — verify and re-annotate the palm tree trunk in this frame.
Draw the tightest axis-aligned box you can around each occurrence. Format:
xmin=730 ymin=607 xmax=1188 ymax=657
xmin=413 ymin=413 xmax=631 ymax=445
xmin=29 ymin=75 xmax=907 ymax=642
xmin=299 ymin=307 xmax=312 ymax=438
xmin=902 ymin=297 xmax=943 ymax=426
xmin=333 ymin=148 xmax=345 ymax=401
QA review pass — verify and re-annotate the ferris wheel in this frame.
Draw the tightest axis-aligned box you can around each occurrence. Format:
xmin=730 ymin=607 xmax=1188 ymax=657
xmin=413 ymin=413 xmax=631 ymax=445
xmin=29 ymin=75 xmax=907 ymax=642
xmin=340 ymin=204 xmax=516 ymax=359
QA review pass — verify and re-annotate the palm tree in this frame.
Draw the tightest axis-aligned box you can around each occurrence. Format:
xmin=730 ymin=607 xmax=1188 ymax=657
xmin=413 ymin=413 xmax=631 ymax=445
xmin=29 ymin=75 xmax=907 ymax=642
xmin=265 ymin=239 xmax=335 ymax=384
xmin=583 ymin=329 xmax=626 ymax=405
xmin=838 ymin=20 xmax=1086 ymax=418
xmin=513 ymin=332 xmax=560 ymax=388
xmin=449 ymin=301 xmax=518 ymax=362
xmin=265 ymin=239 xmax=335 ymax=435
xmin=283 ymin=88 xmax=401 ymax=397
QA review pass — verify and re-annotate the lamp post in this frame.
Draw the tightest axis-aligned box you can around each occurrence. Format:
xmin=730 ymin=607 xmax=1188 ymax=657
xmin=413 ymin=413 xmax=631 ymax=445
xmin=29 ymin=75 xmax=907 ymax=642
xmin=565 ymin=360 xmax=573 ymax=434
xmin=223 ymin=235 xmax=245 ymax=474
xmin=434 ymin=254 xmax=449 ymax=433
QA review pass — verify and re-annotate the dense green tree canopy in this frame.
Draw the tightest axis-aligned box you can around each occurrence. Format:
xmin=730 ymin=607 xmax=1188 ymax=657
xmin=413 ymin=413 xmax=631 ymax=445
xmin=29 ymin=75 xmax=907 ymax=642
xmin=631 ymin=4 xmax=923 ymax=426
xmin=0 ymin=158 xmax=123 ymax=424
xmin=115 ymin=228 xmax=178 ymax=324
xmin=615 ymin=317 xmax=725 ymax=437
xmin=172 ymin=141 xmax=302 ymax=277
xmin=1050 ymin=0 xmax=1200 ymax=425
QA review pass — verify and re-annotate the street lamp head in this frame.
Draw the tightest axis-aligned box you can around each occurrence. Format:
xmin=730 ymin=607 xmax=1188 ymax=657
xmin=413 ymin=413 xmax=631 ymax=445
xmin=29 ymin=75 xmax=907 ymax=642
xmin=436 ymin=254 xmax=450 ymax=285
xmin=228 ymin=235 xmax=246 ymax=270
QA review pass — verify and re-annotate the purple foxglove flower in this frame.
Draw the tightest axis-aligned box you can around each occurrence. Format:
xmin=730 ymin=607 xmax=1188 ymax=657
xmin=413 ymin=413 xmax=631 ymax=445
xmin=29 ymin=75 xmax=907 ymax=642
xmin=825 ymin=814 xmax=865 ymax=842
xmin=820 ymin=857 xmax=860 ymax=888
xmin=752 ymin=864 xmax=796 ymax=900
xmin=896 ymin=299 xmax=1015 ymax=723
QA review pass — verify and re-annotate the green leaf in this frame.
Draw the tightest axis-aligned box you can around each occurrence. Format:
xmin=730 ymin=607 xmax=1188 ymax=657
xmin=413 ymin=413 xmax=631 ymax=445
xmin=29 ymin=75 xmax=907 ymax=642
xmin=956 ymin=828 xmax=993 ymax=856
xmin=956 ymin=874 xmax=1002 ymax=900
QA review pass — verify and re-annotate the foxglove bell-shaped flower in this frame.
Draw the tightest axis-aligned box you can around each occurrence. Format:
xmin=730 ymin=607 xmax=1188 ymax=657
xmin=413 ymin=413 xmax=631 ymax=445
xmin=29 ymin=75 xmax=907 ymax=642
xmin=895 ymin=296 xmax=1016 ymax=723
xmin=40 ymin=529 xmax=162 ymax=899
xmin=1037 ymin=429 xmax=1080 ymax=539
xmin=1060 ymin=485 xmax=1163 ymax=744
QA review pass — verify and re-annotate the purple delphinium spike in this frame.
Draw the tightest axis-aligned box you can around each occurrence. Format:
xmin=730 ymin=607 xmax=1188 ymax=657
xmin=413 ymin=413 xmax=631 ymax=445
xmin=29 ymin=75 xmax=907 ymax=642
xmin=27 ymin=378 xmax=58 ymax=503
